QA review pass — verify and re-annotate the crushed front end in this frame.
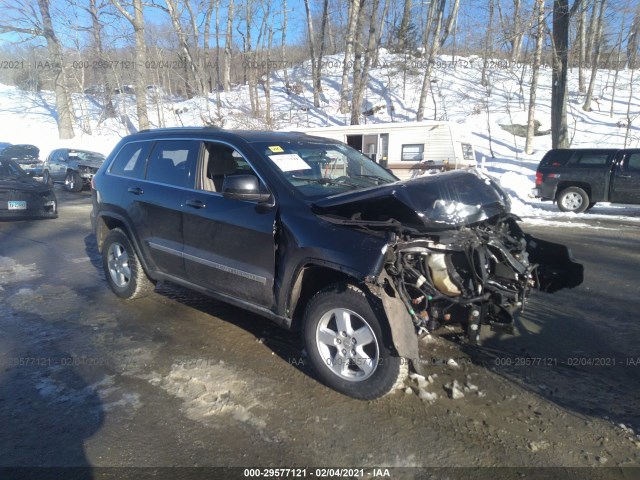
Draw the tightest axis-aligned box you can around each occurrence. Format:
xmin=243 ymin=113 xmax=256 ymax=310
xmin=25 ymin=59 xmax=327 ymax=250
xmin=314 ymin=169 xmax=583 ymax=345
xmin=383 ymin=214 xmax=582 ymax=343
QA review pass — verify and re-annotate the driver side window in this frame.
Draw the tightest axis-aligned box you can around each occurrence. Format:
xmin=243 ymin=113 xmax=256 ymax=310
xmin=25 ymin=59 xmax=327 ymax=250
xmin=200 ymin=143 xmax=257 ymax=193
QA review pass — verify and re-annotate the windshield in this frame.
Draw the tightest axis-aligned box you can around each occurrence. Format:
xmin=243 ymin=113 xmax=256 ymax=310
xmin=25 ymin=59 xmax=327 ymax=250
xmin=0 ymin=159 xmax=26 ymax=179
xmin=69 ymin=150 xmax=106 ymax=163
xmin=252 ymin=140 xmax=397 ymax=200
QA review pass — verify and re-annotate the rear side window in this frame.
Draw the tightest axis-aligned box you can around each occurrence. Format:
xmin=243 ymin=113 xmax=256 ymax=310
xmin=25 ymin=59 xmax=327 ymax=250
xmin=570 ymin=152 xmax=611 ymax=166
xmin=145 ymin=140 xmax=199 ymax=188
xmin=539 ymin=150 xmax=573 ymax=167
xmin=110 ymin=141 xmax=153 ymax=179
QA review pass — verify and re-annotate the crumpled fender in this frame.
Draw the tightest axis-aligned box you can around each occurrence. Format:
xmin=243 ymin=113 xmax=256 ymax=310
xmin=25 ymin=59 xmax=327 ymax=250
xmin=367 ymin=270 xmax=419 ymax=365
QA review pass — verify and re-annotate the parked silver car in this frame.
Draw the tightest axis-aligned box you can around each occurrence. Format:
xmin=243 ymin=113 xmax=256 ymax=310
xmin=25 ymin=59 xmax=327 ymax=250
xmin=43 ymin=148 xmax=106 ymax=192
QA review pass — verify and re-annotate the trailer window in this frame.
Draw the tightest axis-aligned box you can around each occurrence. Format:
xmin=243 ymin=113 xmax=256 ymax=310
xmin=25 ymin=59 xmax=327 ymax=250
xmin=401 ymin=144 xmax=424 ymax=161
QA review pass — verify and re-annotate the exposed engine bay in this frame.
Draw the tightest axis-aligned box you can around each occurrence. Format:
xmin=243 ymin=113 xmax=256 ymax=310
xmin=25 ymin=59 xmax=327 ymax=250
xmin=313 ymin=169 xmax=584 ymax=344
xmin=383 ymin=214 xmax=581 ymax=342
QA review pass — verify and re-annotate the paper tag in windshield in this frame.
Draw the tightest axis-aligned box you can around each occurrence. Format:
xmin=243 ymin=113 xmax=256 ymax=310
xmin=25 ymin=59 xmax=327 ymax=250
xmin=268 ymin=154 xmax=311 ymax=172
xmin=268 ymin=146 xmax=284 ymax=153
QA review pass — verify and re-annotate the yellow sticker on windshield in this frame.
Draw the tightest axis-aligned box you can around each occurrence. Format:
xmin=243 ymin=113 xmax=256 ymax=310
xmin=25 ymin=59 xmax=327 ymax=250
xmin=268 ymin=146 xmax=284 ymax=153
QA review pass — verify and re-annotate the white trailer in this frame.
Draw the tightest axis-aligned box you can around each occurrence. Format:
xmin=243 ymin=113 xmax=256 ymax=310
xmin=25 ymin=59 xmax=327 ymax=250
xmin=300 ymin=121 xmax=477 ymax=180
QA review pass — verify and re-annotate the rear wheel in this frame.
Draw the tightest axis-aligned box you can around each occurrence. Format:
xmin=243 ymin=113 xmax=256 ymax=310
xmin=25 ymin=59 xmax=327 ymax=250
xmin=102 ymin=228 xmax=155 ymax=299
xmin=42 ymin=170 xmax=52 ymax=185
xmin=556 ymin=187 xmax=589 ymax=213
xmin=302 ymin=283 xmax=407 ymax=400
xmin=64 ymin=171 xmax=83 ymax=192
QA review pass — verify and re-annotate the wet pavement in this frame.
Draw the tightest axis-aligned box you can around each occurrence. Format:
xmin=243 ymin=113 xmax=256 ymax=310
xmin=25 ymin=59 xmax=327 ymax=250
xmin=0 ymin=188 xmax=639 ymax=477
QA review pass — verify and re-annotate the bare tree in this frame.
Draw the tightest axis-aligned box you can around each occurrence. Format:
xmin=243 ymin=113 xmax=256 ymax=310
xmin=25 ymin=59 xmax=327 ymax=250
xmin=416 ymin=0 xmax=460 ymax=122
xmin=481 ymin=0 xmax=495 ymax=87
xmin=350 ymin=0 xmax=369 ymax=124
xmin=627 ymin=3 xmax=640 ymax=67
xmin=550 ymin=0 xmax=583 ymax=148
xmin=0 ymin=0 xmax=75 ymax=138
xmin=575 ymin=0 xmax=586 ymax=92
xmin=339 ymin=0 xmax=362 ymax=114
xmin=303 ymin=0 xmax=320 ymax=107
xmin=112 ymin=0 xmax=150 ymax=130
xmin=582 ymin=0 xmax=606 ymax=111
xmin=281 ymin=0 xmax=289 ymax=91
xmin=396 ymin=0 xmax=413 ymax=52
xmin=352 ymin=0 xmax=382 ymax=124
xmin=584 ymin=0 xmax=598 ymax=66
xmin=165 ymin=0 xmax=205 ymax=97
xmin=526 ymin=0 xmax=546 ymax=154
xmin=223 ymin=0 xmax=234 ymax=92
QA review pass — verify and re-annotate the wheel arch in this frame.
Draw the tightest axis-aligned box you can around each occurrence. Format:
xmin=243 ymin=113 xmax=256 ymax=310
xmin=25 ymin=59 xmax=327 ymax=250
xmin=288 ymin=264 xmax=419 ymax=362
xmin=94 ymin=212 xmax=157 ymax=280
xmin=555 ymin=182 xmax=592 ymax=201
xmin=287 ymin=263 xmax=354 ymax=330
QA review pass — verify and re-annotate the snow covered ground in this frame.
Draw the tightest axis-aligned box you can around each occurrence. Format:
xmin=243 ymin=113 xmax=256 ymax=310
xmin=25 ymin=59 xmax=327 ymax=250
xmin=0 ymin=51 xmax=639 ymax=224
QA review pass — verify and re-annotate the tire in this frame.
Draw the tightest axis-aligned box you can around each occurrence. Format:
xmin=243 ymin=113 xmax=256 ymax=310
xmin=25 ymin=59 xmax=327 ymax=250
xmin=42 ymin=170 xmax=52 ymax=186
xmin=102 ymin=228 xmax=155 ymax=299
xmin=64 ymin=171 xmax=83 ymax=192
xmin=556 ymin=187 xmax=590 ymax=213
xmin=302 ymin=283 xmax=407 ymax=400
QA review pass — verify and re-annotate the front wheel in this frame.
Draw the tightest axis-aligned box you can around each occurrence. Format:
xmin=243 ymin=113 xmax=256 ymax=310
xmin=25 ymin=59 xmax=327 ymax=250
xmin=64 ymin=171 xmax=83 ymax=192
xmin=102 ymin=228 xmax=155 ymax=299
xmin=557 ymin=187 xmax=590 ymax=213
xmin=42 ymin=170 xmax=52 ymax=185
xmin=302 ymin=283 xmax=407 ymax=400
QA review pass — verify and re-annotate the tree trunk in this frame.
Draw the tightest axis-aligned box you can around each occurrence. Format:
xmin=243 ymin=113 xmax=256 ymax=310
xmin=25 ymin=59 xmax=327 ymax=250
xmin=397 ymin=0 xmax=412 ymax=51
xmin=317 ymin=0 xmax=329 ymax=99
xmin=352 ymin=0 xmax=381 ymax=124
xmin=37 ymin=0 xmax=74 ymax=139
xmin=164 ymin=0 xmax=201 ymax=98
xmin=577 ymin=1 xmax=586 ymax=93
xmin=303 ymin=0 xmax=320 ymax=108
xmin=282 ymin=0 xmax=289 ymax=92
xmin=551 ymin=0 xmax=581 ymax=148
xmin=223 ymin=0 xmax=234 ymax=92
xmin=511 ymin=0 xmax=524 ymax=61
xmin=417 ymin=0 xmax=460 ymax=121
xmin=582 ymin=0 xmax=606 ymax=111
xmin=627 ymin=3 xmax=640 ymax=68
xmin=350 ymin=0 xmax=367 ymax=124
xmin=584 ymin=0 xmax=597 ymax=67
xmin=133 ymin=0 xmax=149 ymax=130
xmin=112 ymin=0 xmax=149 ymax=130
xmin=481 ymin=0 xmax=495 ymax=87
xmin=89 ymin=0 xmax=116 ymax=120
xmin=525 ymin=0 xmax=545 ymax=155
xmin=339 ymin=0 xmax=361 ymax=114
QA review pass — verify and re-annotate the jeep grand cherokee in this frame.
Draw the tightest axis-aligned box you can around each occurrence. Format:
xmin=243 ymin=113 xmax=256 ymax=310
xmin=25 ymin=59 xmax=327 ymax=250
xmin=91 ymin=127 xmax=583 ymax=399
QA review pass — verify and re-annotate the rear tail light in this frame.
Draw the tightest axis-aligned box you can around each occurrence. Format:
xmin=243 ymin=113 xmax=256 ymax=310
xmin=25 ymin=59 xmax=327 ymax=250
xmin=535 ymin=172 xmax=542 ymax=186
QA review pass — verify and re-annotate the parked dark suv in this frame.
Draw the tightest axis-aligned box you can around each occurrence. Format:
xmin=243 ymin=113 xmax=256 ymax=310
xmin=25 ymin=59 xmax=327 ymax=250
xmin=533 ymin=148 xmax=640 ymax=213
xmin=91 ymin=128 xmax=583 ymax=399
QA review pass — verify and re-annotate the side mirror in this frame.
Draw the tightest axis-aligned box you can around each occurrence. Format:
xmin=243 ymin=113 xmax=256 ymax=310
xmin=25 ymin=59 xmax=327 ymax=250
xmin=221 ymin=175 xmax=272 ymax=203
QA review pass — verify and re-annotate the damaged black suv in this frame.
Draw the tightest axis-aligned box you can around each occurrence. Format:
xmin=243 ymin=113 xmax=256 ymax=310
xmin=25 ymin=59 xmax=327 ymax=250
xmin=91 ymin=128 xmax=583 ymax=400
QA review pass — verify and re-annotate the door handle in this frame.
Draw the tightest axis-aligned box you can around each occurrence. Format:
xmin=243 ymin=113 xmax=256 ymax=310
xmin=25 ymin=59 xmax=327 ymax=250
xmin=185 ymin=199 xmax=206 ymax=209
xmin=128 ymin=187 xmax=144 ymax=195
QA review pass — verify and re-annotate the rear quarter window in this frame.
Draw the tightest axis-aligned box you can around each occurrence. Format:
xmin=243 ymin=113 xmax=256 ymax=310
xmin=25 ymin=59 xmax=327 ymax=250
xmin=109 ymin=141 xmax=153 ymax=179
xmin=539 ymin=150 xmax=573 ymax=167
xmin=569 ymin=152 xmax=612 ymax=167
